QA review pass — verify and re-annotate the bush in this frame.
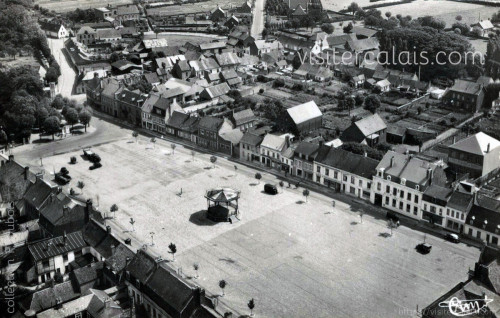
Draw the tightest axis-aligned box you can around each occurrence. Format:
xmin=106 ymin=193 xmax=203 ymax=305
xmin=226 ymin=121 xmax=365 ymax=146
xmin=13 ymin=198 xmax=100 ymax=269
xmin=70 ymin=156 xmax=77 ymax=164
xmin=259 ymin=88 xmax=264 ymax=94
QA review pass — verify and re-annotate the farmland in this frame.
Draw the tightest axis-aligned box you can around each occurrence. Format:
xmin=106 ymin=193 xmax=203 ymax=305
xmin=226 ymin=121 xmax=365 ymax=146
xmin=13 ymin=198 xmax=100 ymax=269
xmin=35 ymin=0 xmax=133 ymax=12
xmin=146 ymin=0 xmax=245 ymax=15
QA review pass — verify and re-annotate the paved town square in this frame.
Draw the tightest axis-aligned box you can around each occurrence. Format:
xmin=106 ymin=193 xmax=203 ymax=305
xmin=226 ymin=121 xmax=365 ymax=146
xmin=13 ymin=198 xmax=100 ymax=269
xmin=27 ymin=137 xmax=480 ymax=317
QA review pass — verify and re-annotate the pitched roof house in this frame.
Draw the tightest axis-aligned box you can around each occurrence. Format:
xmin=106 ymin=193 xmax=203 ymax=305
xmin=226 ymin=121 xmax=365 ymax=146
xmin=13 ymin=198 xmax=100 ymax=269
xmin=286 ymin=101 xmax=323 ymax=133
xmin=340 ymin=113 xmax=387 ymax=146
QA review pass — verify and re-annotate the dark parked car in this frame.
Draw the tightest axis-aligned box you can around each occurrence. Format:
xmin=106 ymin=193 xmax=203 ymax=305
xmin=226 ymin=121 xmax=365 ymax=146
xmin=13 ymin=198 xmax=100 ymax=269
xmin=89 ymin=162 xmax=102 ymax=170
xmin=264 ymin=183 xmax=278 ymax=195
xmin=83 ymin=148 xmax=101 ymax=163
xmin=445 ymin=233 xmax=460 ymax=243
xmin=416 ymin=243 xmax=432 ymax=254
xmin=386 ymin=211 xmax=400 ymax=225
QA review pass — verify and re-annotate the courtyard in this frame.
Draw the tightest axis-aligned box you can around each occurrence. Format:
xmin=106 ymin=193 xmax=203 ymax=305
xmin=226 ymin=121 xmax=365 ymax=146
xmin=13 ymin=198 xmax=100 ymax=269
xmin=25 ymin=137 xmax=481 ymax=318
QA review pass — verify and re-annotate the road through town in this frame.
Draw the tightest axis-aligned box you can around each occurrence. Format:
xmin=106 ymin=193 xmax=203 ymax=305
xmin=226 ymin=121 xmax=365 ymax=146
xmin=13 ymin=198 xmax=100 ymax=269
xmin=251 ymin=0 xmax=265 ymax=39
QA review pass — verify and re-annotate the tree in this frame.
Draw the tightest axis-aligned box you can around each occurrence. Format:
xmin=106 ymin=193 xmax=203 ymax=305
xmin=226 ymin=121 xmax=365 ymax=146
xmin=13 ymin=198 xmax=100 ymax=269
xmin=0 ymin=129 xmax=8 ymax=146
xmin=303 ymin=189 xmax=310 ymax=202
xmin=169 ymin=242 xmax=177 ymax=261
xmin=219 ymin=280 xmax=227 ymax=296
xmin=359 ymin=212 xmax=364 ymax=223
xmin=45 ymin=67 xmax=59 ymax=83
xmin=234 ymin=165 xmax=238 ymax=175
xmin=77 ymin=181 xmax=85 ymax=194
xmin=364 ymin=95 xmax=381 ymax=114
xmin=343 ymin=22 xmax=353 ymax=34
xmin=255 ymin=173 xmax=262 ymax=184
xmin=279 ymin=181 xmax=284 ymax=193
xmin=64 ymin=108 xmax=79 ymax=129
xmin=385 ymin=11 xmax=392 ymax=18
xmin=248 ymin=298 xmax=255 ymax=316
xmin=129 ymin=217 xmax=135 ymax=232
xmin=79 ymin=110 xmax=91 ymax=132
xmin=210 ymin=155 xmax=217 ymax=168
xmin=262 ymin=28 xmax=268 ymax=38
xmin=193 ymin=263 xmax=199 ymax=279
xmin=171 ymin=143 xmax=176 ymax=154
xmin=456 ymin=15 xmax=462 ymax=21
xmin=132 ymin=131 xmax=139 ymax=143
xmin=43 ymin=116 xmax=60 ymax=140
xmin=321 ymin=23 xmax=334 ymax=34
xmin=346 ymin=96 xmax=355 ymax=115
xmin=347 ymin=2 xmax=359 ymax=15
xmin=110 ymin=204 xmax=118 ymax=219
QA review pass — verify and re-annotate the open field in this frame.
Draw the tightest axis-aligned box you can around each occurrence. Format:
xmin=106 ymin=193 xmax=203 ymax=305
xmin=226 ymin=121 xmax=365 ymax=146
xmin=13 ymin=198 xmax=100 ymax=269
xmin=378 ymin=0 xmax=495 ymax=27
xmin=36 ymin=0 xmax=133 ymax=12
xmin=23 ymin=136 xmax=482 ymax=317
xmin=146 ymin=0 xmax=245 ymax=15
xmin=156 ymin=33 xmax=221 ymax=46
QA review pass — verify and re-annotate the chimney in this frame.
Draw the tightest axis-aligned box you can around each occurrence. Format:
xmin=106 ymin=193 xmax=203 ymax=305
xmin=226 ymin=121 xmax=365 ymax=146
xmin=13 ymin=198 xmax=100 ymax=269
xmin=106 ymin=225 xmax=111 ymax=234
xmin=487 ymin=143 xmax=490 ymax=153
xmin=63 ymin=205 xmax=69 ymax=216
xmin=364 ymin=151 xmax=367 ymax=157
xmin=63 ymin=231 xmax=67 ymax=245
xmin=8 ymin=154 xmax=13 ymax=161
xmin=390 ymin=156 xmax=395 ymax=168
xmin=85 ymin=199 xmax=92 ymax=223
xmin=111 ymin=244 xmax=115 ymax=256
xmin=94 ymin=72 xmax=98 ymax=78
xmin=452 ymin=136 xmax=456 ymax=144
xmin=285 ymin=135 xmax=290 ymax=147
xmin=319 ymin=140 xmax=324 ymax=147
xmin=24 ymin=166 xmax=29 ymax=180
xmin=104 ymin=298 xmax=112 ymax=308
xmin=427 ymin=168 xmax=434 ymax=185
xmin=57 ymin=186 xmax=62 ymax=194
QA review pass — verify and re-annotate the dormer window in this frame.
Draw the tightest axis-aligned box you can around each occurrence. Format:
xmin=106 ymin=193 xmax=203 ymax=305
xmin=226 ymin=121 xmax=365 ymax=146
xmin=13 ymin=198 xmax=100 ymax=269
xmin=415 ymin=185 xmax=420 ymax=191
xmin=387 ymin=176 xmax=391 ymax=181
xmin=401 ymin=178 xmax=406 ymax=186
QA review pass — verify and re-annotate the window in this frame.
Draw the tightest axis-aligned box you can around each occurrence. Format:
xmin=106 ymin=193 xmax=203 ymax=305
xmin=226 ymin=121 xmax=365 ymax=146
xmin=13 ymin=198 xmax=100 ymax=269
xmin=385 ymin=197 xmax=389 ymax=205
xmin=317 ymin=166 xmax=320 ymax=173
xmin=461 ymin=214 xmax=464 ymax=220
xmin=399 ymin=202 xmax=403 ymax=210
xmin=406 ymin=204 xmax=411 ymax=213
xmin=377 ymin=183 xmax=381 ymax=191
xmin=334 ymin=171 xmax=338 ymax=179
xmin=414 ymin=196 xmax=419 ymax=204
xmin=413 ymin=207 xmax=418 ymax=215
xmin=415 ymin=185 xmax=420 ymax=191
xmin=430 ymin=206 xmax=436 ymax=213
xmin=386 ymin=185 xmax=390 ymax=193
xmin=63 ymin=254 xmax=68 ymax=262
xmin=42 ymin=260 xmax=50 ymax=268
xmin=359 ymin=180 xmax=362 ymax=186
xmin=316 ymin=176 xmax=320 ymax=182
xmin=351 ymin=176 xmax=355 ymax=184
xmin=392 ymin=199 xmax=396 ymax=207
xmin=325 ymin=168 xmax=329 ymax=176
xmin=477 ymin=231 xmax=481 ymax=239
xmin=401 ymin=178 xmax=406 ymax=186
xmin=447 ymin=209 xmax=450 ymax=216
xmin=393 ymin=188 xmax=397 ymax=196
xmin=400 ymin=190 xmax=404 ymax=198
xmin=407 ymin=193 xmax=411 ymax=200
xmin=451 ymin=210 xmax=455 ymax=218
xmin=424 ymin=204 xmax=427 ymax=211
xmin=343 ymin=175 xmax=347 ymax=182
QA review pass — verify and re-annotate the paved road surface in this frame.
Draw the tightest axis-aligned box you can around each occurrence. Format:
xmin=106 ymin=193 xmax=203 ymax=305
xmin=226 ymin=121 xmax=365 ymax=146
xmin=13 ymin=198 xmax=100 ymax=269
xmin=251 ymin=0 xmax=266 ymax=39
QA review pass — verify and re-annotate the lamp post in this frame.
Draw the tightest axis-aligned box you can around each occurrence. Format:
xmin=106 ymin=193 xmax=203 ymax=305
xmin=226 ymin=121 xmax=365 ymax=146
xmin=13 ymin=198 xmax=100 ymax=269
xmin=150 ymin=231 xmax=155 ymax=246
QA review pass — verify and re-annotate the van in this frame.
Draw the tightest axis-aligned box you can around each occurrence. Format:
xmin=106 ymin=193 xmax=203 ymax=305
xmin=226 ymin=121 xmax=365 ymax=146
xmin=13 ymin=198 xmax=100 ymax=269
xmin=264 ymin=184 xmax=278 ymax=195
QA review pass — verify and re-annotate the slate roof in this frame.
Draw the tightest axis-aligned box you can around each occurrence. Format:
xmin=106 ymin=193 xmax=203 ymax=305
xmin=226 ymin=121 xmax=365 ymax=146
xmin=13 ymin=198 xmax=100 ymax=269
xmin=144 ymin=263 xmax=196 ymax=315
xmin=354 ymin=113 xmax=387 ymax=137
xmin=215 ymin=52 xmax=240 ymax=66
xmin=96 ymin=28 xmax=121 ymax=39
xmin=199 ymin=42 xmax=226 ymax=51
xmin=449 ymin=132 xmax=500 ymax=156
xmin=447 ymin=191 xmax=473 ymax=212
xmin=376 ymin=151 xmax=439 ymax=187
xmin=286 ymin=101 xmax=322 ymax=125
xmin=240 ymin=132 xmax=263 ymax=146
xmin=22 ymin=178 xmax=56 ymax=210
xmin=115 ymin=88 xmax=144 ymax=105
xmin=116 ymin=4 xmax=140 ymax=15
xmin=466 ymin=200 xmax=500 ymax=233
xmin=219 ymin=129 xmax=244 ymax=144
xmin=447 ymin=79 xmax=484 ymax=95
xmin=144 ymin=72 xmax=160 ymax=84
xmin=315 ymin=146 xmax=379 ymax=179
xmin=176 ymin=60 xmax=191 ymax=72
xmin=72 ymin=261 xmax=103 ymax=287
xmin=29 ymin=231 xmax=86 ymax=262
xmin=125 ymin=249 xmax=158 ymax=283
xmin=422 ymin=185 xmax=453 ymax=206
xmin=40 ymin=20 xmax=64 ymax=33
xmin=326 ymin=33 xmax=356 ymax=47
xmin=347 ymin=38 xmax=379 ymax=52
xmin=167 ymin=111 xmax=190 ymax=129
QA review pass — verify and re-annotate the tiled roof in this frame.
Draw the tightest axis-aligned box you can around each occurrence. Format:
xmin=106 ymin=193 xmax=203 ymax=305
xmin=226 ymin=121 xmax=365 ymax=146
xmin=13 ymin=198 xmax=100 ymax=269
xmin=351 ymin=26 xmax=378 ymax=38
xmin=286 ymin=101 xmax=322 ymax=125
xmin=203 ymin=83 xmax=230 ymax=98
xmin=447 ymin=191 xmax=473 ymax=212
xmin=199 ymin=42 xmax=226 ymax=51
xmin=19 ymin=281 xmax=80 ymax=314
xmin=240 ymin=132 xmax=263 ymax=146
xmin=376 ymin=151 xmax=439 ymax=187
xmin=261 ymin=134 xmax=286 ymax=151
xmin=125 ymin=249 xmax=157 ymax=283
xmin=104 ymin=244 xmax=134 ymax=272
xmin=0 ymin=158 xmax=36 ymax=202
xmin=176 ymin=60 xmax=191 ymax=72
xmin=28 ymin=231 xmax=86 ymax=262
xmin=116 ymin=88 xmax=144 ymax=105
xmin=326 ymin=33 xmax=356 ymax=47
xmin=295 ymin=141 xmax=320 ymax=157
xmin=38 ymin=193 xmax=90 ymax=235
xmin=22 ymin=178 xmax=56 ymax=210
xmin=354 ymin=113 xmax=387 ymax=137
xmin=72 ymin=261 xmax=103 ymax=286
xmin=144 ymin=72 xmax=160 ymax=84
xmin=232 ymin=108 xmax=255 ymax=125
xmin=449 ymin=132 xmax=500 ymax=156
xmin=447 ymin=79 xmax=483 ymax=95
xmin=215 ymin=52 xmax=240 ymax=66
xmin=96 ymin=28 xmax=121 ymax=39
xmin=347 ymin=38 xmax=379 ymax=52
xmin=116 ymin=4 xmax=140 ymax=15
xmin=198 ymin=116 xmax=223 ymax=131
xmin=167 ymin=111 xmax=190 ymax=129
xmin=219 ymin=128 xmax=244 ymax=144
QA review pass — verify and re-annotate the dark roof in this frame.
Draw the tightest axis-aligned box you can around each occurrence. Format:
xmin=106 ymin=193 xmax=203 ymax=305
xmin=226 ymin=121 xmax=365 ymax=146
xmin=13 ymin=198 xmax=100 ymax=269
xmin=0 ymin=159 xmax=36 ymax=202
xmin=176 ymin=60 xmax=191 ymax=72
xmin=28 ymin=231 xmax=86 ymax=262
xmin=144 ymin=72 xmax=160 ymax=84
xmin=144 ymin=263 xmax=196 ymax=315
xmin=38 ymin=194 xmax=91 ymax=236
xmin=326 ymin=33 xmax=356 ymax=47
xmin=240 ymin=132 xmax=263 ymax=146
xmin=447 ymin=191 xmax=473 ymax=212
xmin=447 ymin=79 xmax=483 ymax=96
xmin=19 ymin=280 xmax=80 ymax=314
xmin=104 ymin=244 xmax=134 ymax=272
xmin=83 ymin=220 xmax=107 ymax=248
xmin=125 ymin=249 xmax=157 ymax=283
xmin=40 ymin=20 xmax=64 ymax=33
xmin=115 ymin=88 xmax=144 ymax=105
xmin=198 ymin=117 xmax=223 ymax=131
xmin=72 ymin=261 xmax=103 ymax=287
xmin=232 ymin=108 xmax=255 ymax=126
xmin=167 ymin=111 xmax=190 ymax=129
xmin=351 ymin=26 xmax=378 ymax=38
xmin=294 ymin=141 xmax=320 ymax=157
xmin=22 ymin=178 xmax=56 ymax=210
xmin=422 ymin=185 xmax=453 ymax=206
xmin=466 ymin=199 xmax=500 ymax=234
xmin=316 ymin=147 xmax=380 ymax=179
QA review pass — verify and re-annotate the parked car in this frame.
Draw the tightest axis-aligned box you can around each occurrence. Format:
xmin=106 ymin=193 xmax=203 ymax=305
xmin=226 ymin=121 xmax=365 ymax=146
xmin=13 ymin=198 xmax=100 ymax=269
xmin=264 ymin=183 xmax=278 ymax=195
xmin=83 ymin=148 xmax=101 ymax=163
xmin=89 ymin=162 xmax=102 ymax=170
xmin=445 ymin=233 xmax=460 ymax=243
xmin=386 ymin=211 xmax=400 ymax=225
xmin=55 ymin=172 xmax=71 ymax=184
xmin=416 ymin=243 xmax=432 ymax=254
